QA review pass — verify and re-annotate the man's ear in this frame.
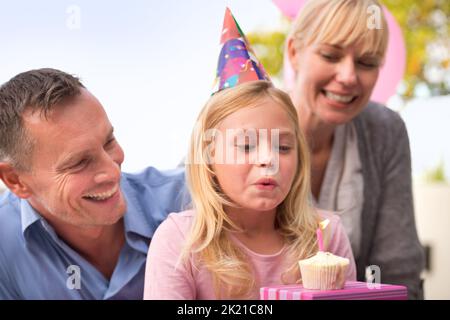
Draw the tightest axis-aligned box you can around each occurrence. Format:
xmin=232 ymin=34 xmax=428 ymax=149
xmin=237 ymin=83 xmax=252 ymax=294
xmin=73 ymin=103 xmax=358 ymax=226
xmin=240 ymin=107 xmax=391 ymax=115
xmin=286 ymin=37 xmax=300 ymax=73
xmin=0 ymin=162 xmax=32 ymax=199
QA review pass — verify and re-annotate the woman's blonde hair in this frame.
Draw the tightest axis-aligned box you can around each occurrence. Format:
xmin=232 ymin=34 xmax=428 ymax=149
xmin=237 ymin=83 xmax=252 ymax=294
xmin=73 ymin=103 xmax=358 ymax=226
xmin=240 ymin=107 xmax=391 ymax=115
xmin=184 ymin=80 xmax=319 ymax=299
xmin=290 ymin=0 xmax=389 ymax=58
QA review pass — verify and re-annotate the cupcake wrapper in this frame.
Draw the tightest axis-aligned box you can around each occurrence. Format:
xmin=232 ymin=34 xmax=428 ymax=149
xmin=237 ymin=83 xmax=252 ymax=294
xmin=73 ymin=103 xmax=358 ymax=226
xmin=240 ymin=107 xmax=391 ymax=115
xmin=299 ymin=262 xmax=348 ymax=290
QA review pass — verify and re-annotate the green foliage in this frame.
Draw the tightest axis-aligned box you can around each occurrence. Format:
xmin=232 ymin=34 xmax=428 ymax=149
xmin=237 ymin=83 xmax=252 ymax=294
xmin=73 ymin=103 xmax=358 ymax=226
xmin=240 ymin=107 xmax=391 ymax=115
xmin=247 ymin=0 xmax=449 ymax=99
xmin=247 ymin=31 xmax=286 ymax=79
xmin=423 ymin=159 xmax=448 ymax=183
xmin=382 ymin=0 xmax=450 ymax=98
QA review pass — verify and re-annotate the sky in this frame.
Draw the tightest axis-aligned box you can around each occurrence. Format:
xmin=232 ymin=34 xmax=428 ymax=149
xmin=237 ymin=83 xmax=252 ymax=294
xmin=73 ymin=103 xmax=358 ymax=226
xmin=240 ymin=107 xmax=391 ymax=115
xmin=400 ymin=95 xmax=450 ymax=181
xmin=0 ymin=0 xmax=282 ymax=172
xmin=1 ymin=0 xmax=449 ymax=180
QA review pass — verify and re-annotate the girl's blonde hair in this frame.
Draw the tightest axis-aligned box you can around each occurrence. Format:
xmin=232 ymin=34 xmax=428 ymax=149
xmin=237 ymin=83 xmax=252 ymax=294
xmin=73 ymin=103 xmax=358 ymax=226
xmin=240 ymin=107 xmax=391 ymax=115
xmin=290 ymin=0 xmax=389 ymax=59
xmin=184 ymin=80 xmax=319 ymax=298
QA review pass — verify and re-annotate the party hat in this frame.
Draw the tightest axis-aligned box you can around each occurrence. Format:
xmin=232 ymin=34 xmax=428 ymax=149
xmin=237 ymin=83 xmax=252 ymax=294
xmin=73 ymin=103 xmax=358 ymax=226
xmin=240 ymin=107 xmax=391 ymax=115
xmin=212 ymin=7 xmax=270 ymax=93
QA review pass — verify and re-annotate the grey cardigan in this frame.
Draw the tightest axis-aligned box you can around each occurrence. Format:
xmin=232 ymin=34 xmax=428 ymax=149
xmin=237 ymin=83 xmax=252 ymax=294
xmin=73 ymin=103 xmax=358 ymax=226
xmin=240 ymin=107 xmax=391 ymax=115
xmin=353 ymin=101 xmax=425 ymax=299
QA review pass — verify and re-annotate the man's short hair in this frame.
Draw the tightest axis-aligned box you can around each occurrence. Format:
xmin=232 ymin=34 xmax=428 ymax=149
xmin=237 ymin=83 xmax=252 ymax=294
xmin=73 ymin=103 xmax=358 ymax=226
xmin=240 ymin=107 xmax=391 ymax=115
xmin=0 ymin=68 xmax=85 ymax=170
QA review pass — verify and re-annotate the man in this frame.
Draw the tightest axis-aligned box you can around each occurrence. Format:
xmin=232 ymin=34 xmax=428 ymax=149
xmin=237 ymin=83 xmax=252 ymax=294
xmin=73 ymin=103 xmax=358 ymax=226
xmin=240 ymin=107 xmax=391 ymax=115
xmin=0 ymin=68 xmax=188 ymax=299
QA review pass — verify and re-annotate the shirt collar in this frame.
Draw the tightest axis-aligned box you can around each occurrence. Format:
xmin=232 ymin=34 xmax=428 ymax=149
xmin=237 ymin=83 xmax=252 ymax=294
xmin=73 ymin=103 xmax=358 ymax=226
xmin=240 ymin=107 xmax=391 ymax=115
xmin=21 ymin=199 xmax=61 ymax=242
xmin=20 ymin=199 xmax=43 ymax=235
xmin=119 ymin=175 xmax=153 ymax=239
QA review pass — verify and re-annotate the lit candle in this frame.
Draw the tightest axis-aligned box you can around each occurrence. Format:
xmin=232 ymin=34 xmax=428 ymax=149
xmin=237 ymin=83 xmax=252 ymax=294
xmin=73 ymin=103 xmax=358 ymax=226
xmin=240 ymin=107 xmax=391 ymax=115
xmin=316 ymin=227 xmax=324 ymax=251
xmin=316 ymin=219 xmax=329 ymax=252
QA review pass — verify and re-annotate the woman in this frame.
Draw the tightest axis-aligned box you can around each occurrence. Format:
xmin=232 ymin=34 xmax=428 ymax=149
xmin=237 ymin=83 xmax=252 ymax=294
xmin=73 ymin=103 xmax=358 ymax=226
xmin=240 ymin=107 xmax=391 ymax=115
xmin=285 ymin=0 xmax=424 ymax=299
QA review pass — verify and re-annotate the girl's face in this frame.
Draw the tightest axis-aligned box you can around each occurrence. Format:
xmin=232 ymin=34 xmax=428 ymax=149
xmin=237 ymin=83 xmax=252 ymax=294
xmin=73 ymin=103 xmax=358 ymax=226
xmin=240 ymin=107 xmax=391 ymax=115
xmin=212 ymin=97 xmax=298 ymax=213
xmin=288 ymin=41 xmax=381 ymax=125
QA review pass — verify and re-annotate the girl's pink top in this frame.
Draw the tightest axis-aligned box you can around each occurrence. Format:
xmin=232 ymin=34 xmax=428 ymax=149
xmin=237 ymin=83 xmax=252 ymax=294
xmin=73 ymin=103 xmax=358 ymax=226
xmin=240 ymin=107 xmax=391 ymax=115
xmin=144 ymin=210 xmax=356 ymax=300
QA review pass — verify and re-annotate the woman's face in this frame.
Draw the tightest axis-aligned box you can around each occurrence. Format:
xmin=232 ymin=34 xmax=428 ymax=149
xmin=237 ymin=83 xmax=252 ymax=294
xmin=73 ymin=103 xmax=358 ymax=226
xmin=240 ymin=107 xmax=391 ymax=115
xmin=288 ymin=41 xmax=381 ymax=125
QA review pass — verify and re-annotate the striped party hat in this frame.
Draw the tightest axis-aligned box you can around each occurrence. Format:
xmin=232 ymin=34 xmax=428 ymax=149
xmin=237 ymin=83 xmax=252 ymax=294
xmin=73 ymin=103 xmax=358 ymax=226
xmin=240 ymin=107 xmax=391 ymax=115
xmin=212 ymin=7 xmax=270 ymax=93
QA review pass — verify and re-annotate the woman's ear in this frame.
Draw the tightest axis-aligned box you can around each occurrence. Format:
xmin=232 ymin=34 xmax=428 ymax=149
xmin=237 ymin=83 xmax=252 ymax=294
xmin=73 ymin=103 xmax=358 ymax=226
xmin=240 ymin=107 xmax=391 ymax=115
xmin=0 ymin=162 xmax=32 ymax=199
xmin=286 ymin=37 xmax=300 ymax=72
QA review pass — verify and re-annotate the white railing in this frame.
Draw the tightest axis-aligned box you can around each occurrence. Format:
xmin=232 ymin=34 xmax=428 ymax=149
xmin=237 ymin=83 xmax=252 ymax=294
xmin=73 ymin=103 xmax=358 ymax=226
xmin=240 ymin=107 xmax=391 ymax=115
xmin=414 ymin=182 xmax=450 ymax=299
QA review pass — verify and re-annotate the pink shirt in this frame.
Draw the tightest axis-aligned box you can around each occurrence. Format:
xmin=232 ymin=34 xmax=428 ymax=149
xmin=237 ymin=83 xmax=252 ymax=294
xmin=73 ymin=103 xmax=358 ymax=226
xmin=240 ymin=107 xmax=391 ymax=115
xmin=144 ymin=210 xmax=356 ymax=300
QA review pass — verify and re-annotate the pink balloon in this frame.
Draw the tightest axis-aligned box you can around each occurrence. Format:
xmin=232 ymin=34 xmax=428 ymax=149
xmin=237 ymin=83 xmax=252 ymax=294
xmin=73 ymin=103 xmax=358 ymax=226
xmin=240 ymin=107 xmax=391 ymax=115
xmin=272 ymin=0 xmax=406 ymax=104
xmin=271 ymin=0 xmax=307 ymax=20
xmin=372 ymin=7 xmax=406 ymax=103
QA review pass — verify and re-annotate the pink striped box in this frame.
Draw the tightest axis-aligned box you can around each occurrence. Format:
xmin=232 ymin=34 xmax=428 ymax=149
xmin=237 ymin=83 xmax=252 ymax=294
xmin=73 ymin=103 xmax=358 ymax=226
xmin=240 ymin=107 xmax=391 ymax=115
xmin=260 ymin=284 xmax=306 ymax=300
xmin=260 ymin=281 xmax=407 ymax=300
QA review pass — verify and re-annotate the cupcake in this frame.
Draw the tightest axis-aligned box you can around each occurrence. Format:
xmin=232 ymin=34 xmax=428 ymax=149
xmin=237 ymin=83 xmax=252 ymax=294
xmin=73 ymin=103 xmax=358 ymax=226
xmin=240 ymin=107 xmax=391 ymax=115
xmin=298 ymin=251 xmax=349 ymax=290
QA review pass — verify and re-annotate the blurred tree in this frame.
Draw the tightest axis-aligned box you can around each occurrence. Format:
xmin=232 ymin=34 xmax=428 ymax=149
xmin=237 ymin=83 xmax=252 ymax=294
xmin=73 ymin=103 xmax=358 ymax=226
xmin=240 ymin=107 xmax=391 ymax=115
xmin=247 ymin=0 xmax=449 ymax=99
xmin=248 ymin=30 xmax=286 ymax=79
xmin=247 ymin=20 xmax=288 ymax=82
xmin=423 ymin=159 xmax=448 ymax=183
xmin=383 ymin=0 xmax=449 ymax=98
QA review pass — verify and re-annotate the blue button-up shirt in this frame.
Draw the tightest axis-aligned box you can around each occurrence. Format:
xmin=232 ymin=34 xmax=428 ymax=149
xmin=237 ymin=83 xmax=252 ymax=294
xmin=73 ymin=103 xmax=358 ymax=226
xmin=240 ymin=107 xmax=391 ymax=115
xmin=0 ymin=167 xmax=189 ymax=299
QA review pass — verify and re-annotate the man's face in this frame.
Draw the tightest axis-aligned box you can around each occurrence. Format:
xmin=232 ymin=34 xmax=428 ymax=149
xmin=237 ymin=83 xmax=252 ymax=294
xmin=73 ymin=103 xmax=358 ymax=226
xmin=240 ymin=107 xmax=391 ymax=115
xmin=19 ymin=88 xmax=126 ymax=228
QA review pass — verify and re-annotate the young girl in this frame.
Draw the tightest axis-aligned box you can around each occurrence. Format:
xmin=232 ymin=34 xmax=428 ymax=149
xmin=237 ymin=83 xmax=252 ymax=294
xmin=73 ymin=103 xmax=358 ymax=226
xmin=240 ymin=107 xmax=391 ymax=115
xmin=143 ymin=8 xmax=356 ymax=300
xmin=143 ymin=81 xmax=356 ymax=300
